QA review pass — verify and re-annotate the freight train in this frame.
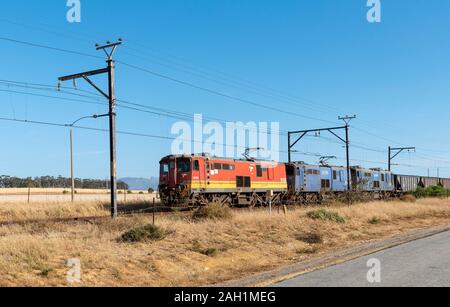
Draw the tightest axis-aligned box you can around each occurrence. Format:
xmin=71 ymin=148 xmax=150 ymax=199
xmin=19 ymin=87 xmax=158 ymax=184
xmin=158 ymin=154 xmax=450 ymax=207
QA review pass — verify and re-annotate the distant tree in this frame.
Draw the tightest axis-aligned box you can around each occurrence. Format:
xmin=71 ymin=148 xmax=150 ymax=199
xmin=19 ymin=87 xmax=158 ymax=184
xmin=0 ymin=175 xmax=128 ymax=190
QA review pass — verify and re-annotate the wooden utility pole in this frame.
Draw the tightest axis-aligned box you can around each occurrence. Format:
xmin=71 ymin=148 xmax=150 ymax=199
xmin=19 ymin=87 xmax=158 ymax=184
xmin=59 ymin=39 xmax=122 ymax=218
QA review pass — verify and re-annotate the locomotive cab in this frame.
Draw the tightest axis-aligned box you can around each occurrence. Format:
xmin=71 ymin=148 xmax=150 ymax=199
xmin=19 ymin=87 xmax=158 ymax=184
xmin=159 ymin=155 xmax=194 ymax=205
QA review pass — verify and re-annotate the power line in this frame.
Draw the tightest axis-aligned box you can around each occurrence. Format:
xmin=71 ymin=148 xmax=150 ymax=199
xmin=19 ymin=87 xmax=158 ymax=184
xmin=118 ymin=61 xmax=339 ymax=125
xmin=0 ymin=88 xmax=106 ymax=107
xmin=0 ymin=82 xmax=410 ymax=158
xmin=0 ymin=78 xmax=104 ymax=98
xmin=0 ymin=81 xmax=105 ymax=102
xmin=1 ymin=31 xmax=445 ymax=157
xmin=0 ymin=36 xmax=339 ymax=125
xmin=1 ymin=37 xmax=448 ymax=166
xmin=0 ymin=79 xmax=437 ymax=164
xmin=0 ymin=36 xmax=102 ymax=60
xmin=0 ymin=19 xmax=346 ymax=116
xmin=0 ymin=116 xmax=283 ymax=153
xmin=1 ymin=81 xmax=338 ymax=140
xmin=119 ymin=48 xmax=343 ymax=116
xmin=0 ymin=116 xmax=437 ymax=170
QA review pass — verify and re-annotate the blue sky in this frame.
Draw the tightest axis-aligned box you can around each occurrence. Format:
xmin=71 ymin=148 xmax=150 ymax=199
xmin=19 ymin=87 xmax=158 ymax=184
xmin=1 ymin=0 xmax=450 ymax=179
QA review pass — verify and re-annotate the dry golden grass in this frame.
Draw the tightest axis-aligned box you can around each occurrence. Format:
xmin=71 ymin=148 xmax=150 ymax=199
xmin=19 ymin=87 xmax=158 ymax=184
xmin=0 ymin=201 xmax=107 ymax=223
xmin=0 ymin=188 xmax=115 ymax=195
xmin=0 ymin=198 xmax=450 ymax=286
xmin=0 ymin=188 xmax=154 ymax=195
xmin=0 ymin=190 xmax=157 ymax=205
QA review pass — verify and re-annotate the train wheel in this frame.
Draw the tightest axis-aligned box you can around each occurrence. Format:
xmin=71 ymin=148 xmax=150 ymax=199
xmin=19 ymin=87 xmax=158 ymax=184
xmin=211 ymin=195 xmax=231 ymax=207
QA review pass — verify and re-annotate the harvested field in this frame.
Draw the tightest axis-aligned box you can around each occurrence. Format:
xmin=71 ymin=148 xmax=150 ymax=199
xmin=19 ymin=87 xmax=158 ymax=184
xmin=0 ymin=189 xmax=157 ymax=204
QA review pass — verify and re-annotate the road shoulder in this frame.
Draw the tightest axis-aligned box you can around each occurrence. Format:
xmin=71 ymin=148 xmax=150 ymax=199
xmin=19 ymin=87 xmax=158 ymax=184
xmin=220 ymin=223 xmax=450 ymax=287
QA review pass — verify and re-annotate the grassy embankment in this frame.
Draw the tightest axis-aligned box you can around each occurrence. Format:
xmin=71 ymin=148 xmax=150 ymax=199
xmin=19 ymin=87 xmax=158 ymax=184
xmin=0 ymin=196 xmax=449 ymax=286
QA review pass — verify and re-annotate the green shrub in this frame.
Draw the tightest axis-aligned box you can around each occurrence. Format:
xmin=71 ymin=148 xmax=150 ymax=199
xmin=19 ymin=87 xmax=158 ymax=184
xmin=368 ymin=217 xmax=381 ymax=225
xmin=201 ymin=248 xmax=219 ymax=257
xmin=412 ymin=186 xmax=450 ymax=198
xmin=307 ymin=209 xmax=346 ymax=223
xmin=121 ymin=225 xmax=166 ymax=243
xmin=296 ymin=232 xmax=323 ymax=244
xmin=192 ymin=204 xmax=232 ymax=221
xmin=191 ymin=240 xmax=220 ymax=257
xmin=62 ymin=190 xmax=69 ymax=195
xmin=127 ymin=190 xmax=133 ymax=194
xmin=296 ymin=246 xmax=319 ymax=255
xmin=39 ymin=268 xmax=54 ymax=277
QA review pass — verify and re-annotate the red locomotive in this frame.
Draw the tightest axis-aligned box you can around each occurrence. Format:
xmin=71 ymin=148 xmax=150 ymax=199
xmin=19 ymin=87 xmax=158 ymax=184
xmin=159 ymin=154 xmax=287 ymax=207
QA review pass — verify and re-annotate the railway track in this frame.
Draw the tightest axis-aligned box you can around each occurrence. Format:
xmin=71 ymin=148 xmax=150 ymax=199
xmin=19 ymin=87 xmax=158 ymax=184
xmin=0 ymin=206 xmax=190 ymax=228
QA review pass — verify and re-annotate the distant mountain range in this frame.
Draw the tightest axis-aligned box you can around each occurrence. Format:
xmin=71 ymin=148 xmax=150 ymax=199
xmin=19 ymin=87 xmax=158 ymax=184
xmin=120 ymin=177 xmax=159 ymax=191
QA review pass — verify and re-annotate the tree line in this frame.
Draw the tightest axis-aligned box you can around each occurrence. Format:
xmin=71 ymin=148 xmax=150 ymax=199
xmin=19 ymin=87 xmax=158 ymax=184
xmin=0 ymin=176 xmax=129 ymax=190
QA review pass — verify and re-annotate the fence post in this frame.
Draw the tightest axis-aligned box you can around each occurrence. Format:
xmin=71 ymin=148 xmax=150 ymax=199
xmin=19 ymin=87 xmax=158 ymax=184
xmin=153 ymin=198 xmax=156 ymax=225
xmin=267 ymin=190 xmax=273 ymax=216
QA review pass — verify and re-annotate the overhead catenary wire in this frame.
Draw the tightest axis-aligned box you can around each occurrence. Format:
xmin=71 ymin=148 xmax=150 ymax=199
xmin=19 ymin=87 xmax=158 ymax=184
xmin=0 ymin=29 xmax=442 ymax=153
xmin=0 ymin=87 xmax=391 ymax=158
xmin=0 ymin=36 xmax=427 ymax=146
xmin=1 ymin=78 xmax=444 ymax=167
xmin=0 ymin=19 xmax=346 ymax=115
xmin=0 ymin=79 xmax=391 ymax=151
xmin=0 ymin=36 xmax=341 ymax=126
xmin=0 ymin=116 xmax=421 ymax=169
xmin=1 ymin=36 xmax=448 ymax=172
xmin=0 ymin=80 xmax=428 ymax=167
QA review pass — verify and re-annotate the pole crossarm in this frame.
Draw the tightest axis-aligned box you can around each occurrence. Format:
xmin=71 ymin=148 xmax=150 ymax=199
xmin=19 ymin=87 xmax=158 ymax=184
xmin=289 ymin=132 xmax=307 ymax=149
xmin=289 ymin=126 xmax=347 ymax=135
xmin=327 ymin=129 xmax=346 ymax=144
xmin=59 ymin=68 xmax=110 ymax=99
xmin=96 ymin=41 xmax=122 ymax=59
xmin=288 ymin=116 xmax=357 ymax=192
xmin=390 ymin=147 xmax=416 ymax=159
xmin=82 ymin=76 xmax=109 ymax=99
xmin=338 ymin=115 xmax=357 ymax=125
xmin=58 ymin=68 xmax=109 ymax=82
xmin=388 ymin=146 xmax=416 ymax=171
xmin=289 ymin=126 xmax=347 ymax=150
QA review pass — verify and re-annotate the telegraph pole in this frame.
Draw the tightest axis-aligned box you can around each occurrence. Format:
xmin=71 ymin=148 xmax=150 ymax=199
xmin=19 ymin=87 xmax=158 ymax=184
xmin=388 ymin=146 xmax=415 ymax=172
xmin=339 ymin=115 xmax=356 ymax=191
xmin=106 ymin=47 xmax=118 ymax=219
xmin=59 ymin=39 xmax=122 ymax=218
xmin=67 ymin=114 xmax=108 ymax=203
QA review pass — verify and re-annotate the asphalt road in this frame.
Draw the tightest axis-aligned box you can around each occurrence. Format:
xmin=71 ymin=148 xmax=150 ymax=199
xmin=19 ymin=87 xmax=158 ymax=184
xmin=275 ymin=230 xmax=450 ymax=287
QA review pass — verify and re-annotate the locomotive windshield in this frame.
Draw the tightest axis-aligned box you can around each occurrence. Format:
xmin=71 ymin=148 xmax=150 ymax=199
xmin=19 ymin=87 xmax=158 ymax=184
xmin=177 ymin=159 xmax=191 ymax=173
xmin=161 ymin=163 xmax=169 ymax=175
